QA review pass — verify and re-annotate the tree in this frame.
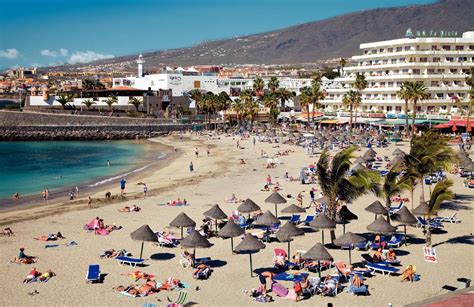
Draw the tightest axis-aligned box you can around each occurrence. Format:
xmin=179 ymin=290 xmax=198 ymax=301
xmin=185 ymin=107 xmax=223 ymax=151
xmin=316 ymin=147 xmax=382 ymax=241
xmin=382 ymin=165 xmax=410 ymax=222
xmin=276 ymin=88 xmax=294 ymax=111
xmin=105 ymin=96 xmax=118 ymax=111
xmin=128 ymin=97 xmax=142 ymax=112
xmin=342 ymin=90 xmax=361 ymax=133
xmin=352 ymin=72 xmax=367 ymax=129
xmin=404 ymin=81 xmax=429 ymax=138
xmin=55 ymin=93 xmax=73 ymax=109
xmin=231 ymin=98 xmax=244 ymax=126
xmin=244 ymin=99 xmax=260 ymax=128
xmin=82 ymin=99 xmax=96 ymax=111
xmin=267 ymin=77 xmax=279 ymax=94
xmin=299 ymin=87 xmax=312 ymax=123
xmin=252 ymin=76 xmax=264 ymax=96
xmin=310 ymin=77 xmax=325 ymax=122
xmin=424 ymin=180 xmax=454 ymax=246
xmin=263 ymin=93 xmax=279 ymax=126
xmin=188 ymin=89 xmax=203 ymax=114
xmin=339 ymin=58 xmax=347 ymax=76
xmin=397 ymin=82 xmax=411 ymax=137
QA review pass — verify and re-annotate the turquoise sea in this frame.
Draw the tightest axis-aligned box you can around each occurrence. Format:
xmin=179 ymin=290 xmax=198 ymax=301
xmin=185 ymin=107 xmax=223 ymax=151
xmin=0 ymin=141 xmax=149 ymax=200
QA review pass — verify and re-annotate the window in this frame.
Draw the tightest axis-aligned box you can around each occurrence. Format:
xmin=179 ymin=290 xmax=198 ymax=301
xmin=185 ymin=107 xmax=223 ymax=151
xmin=379 ymin=48 xmax=384 ymax=53
xmin=431 ymin=81 xmax=439 ymax=86
xmin=388 ymin=48 xmax=393 ymax=52
xmin=431 ymin=45 xmax=439 ymax=51
xmin=396 ymin=47 xmax=403 ymax=52
xmin=433 ymin=57 xmax=441 ymax=63
xmin=420 ymin=57 xmax=428 ymax=62
xmin=388 ymin=82 xmax=394 ymax=87
xmin=412 ymin=69 xmax=420 ymax=75
xmin=450 ymin=69 xmax=457 ymax=74
xmin=405 ymin=46 xmax=411 ymax=51
xmin=442 ymin=45 xmax=450 ymax=51
xmin=455 ymin=46 xmax=464 ymax=51
xmin=396 ymin=106 xmax=402 ymax=112
xmin=445 ymin=57 xmax=454 ymax=62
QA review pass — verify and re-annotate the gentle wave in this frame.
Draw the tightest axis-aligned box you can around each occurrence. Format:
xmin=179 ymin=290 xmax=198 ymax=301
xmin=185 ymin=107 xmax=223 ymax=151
xmin=87 ymin=164 xmax=152 ymax=187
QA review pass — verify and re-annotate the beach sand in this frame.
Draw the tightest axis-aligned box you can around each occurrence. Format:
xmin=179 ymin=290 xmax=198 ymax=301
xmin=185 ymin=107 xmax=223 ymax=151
xmin=0 ymin=133 xmax=473 ymax=306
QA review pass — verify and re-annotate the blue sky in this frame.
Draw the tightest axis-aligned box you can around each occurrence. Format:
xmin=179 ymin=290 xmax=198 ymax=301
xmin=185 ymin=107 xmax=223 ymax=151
xmin=0 ymin=0 xmax=435 ymax=69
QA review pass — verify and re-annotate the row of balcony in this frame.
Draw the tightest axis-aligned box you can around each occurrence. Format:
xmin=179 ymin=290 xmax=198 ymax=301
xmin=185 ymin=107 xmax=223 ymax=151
xmin=353 ymin=49 xmax=474 ymax=60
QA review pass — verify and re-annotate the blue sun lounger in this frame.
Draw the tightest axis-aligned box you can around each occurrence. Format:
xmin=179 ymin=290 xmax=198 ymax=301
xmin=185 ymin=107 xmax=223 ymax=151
xmin=387 ymin=234 xmax=404 ymax=248
xmin=116 ymin=256 xmax=145 ymax=267
xmin=364 ymin=262 xmax=399 ymax=276
xmin=290 ymin=214 xmax=301 ymax=224
xmin=348 ymin=273 xmax=369 ymax=295
xmin=86 ymin=264 xmax=101 ymax=283
xmin=301 ymin=215 xmax=314 ymax=225
xmin=273 ymin=272 xmax=309 ymax=282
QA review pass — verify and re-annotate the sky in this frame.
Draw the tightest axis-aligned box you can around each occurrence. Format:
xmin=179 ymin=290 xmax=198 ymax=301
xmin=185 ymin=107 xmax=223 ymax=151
xmin=0 ymin=0 xmax=436 ymax=69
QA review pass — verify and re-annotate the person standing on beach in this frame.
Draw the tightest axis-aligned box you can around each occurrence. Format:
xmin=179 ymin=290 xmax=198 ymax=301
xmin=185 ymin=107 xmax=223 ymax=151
xmin=143 ymin=184 xmax=148 ymax=198
xmin=75 ymin=186 xmax=79 ymax=196
xmin=253 ymin=136 xmax=256 ymax=146
xmin=195 ymin=148 xmax=199 ymax=158
xmin=120 ymin=179 xmax=126 ymax=195
xmin=189 ymin=162 xmax=194 ymax=172
xmin=207 ymin=147 xmax=210 ymax=157
xmin=42 ymin=190 xmax=47 ymax=205
xmin=87 ymin=196 xmax=93 ymax=208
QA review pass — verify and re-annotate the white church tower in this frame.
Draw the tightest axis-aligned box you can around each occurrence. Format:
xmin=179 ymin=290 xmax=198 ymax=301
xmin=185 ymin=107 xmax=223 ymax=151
xmin=137 ymin=54 xmax=144 ymax=77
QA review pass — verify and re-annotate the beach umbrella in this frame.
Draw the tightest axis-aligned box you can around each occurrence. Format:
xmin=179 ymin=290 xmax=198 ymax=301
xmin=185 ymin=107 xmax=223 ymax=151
xmin=391 ymin=206 xmax=417 ymax=245
xmin=218 ymin=220 xmax=245 ymax=253
xmin=365 ymin=148 xmax=377 ymax=157
xmin=392 ymin=148 xmax=405 ymax=156
xmin=169 ymin=212 xmax=196 ymax=239
xmin=336 ymin=205 xmax=358 ymax=234
xmin=203 ymin=204 xmax=227 ymax=233
xmin=275 ymin=221 xmax=304 ymax=256
xmin=333 ymin=232 xmax=366 ymax=264
xmin=264 ymin=192 xmax=287 ymax=218
xmin=377 ymin=134 xmax=386 ymax=141
xmin=365 ymin=200 xmax=388 ymax=220
xmin=180 ymin=230 xmax=212 ymax=263
xmin=367 ymin=216 xmax=396 ymax=235
xmin=234 ymin=234 xmax=266 ymax=277
xmin=412 ymin=201 xmax=433 ymax=216
xmin=352 ymin=162 xmax=365 ymax=171
xmin=130 ymin=224 xmax=158 ymax=259
xmin=354 ymin=157 xmax=367 ymax=164
xmin=362 ymin=152 xmax=375 ymax=162
xmin=281 ymin=204 xmax=306 ymax=214
xmin=237 ymin=199 xmax=261 ymax=218
xmin=390 ymin=155 xmax=404 ymax=166
xmin=309 ymin=213 xmax=336 ymax=245
xmin=255 ymin=210 xmax=281 ymax=243
xmin=302 ymin=243 xmax=334 ymax=277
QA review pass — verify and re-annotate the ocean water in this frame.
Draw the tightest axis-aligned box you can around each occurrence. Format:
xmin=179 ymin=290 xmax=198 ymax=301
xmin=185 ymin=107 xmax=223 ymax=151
xmin=0 ymin=141 xmax=148 ymax=200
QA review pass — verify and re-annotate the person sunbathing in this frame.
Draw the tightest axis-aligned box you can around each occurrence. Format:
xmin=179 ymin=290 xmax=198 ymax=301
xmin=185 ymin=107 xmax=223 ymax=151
xmin=351 ymin=273 xmax=363 ymax=288
xmin=39 ymin=269 xmax=55 ymax=282
xmin=373 ymin=248 xmax=384 ymax=263
xmin=121 ymin=270 xmax=154 ymax=281
xmin=225 ymin=194 xmax=239 ymax=203
xmin=12 ymin=248 xmax=37 ymax=264
xmin=240 ymin=159 xmax=246 ymax=164
xmin=320 ymin=275 xmax=337 ymax=295
xmin=3 ymin=227 xmax=14 ymax=237
xmin=118 ymin=206 xmax=131 ymax=212
xmin=401 ymin=265 xmax=415 ymax=282
xmin=23 ymin=268 xmax=40 ymax=283
xmin=386 ymin=248 xmax=398 ymax=262
xmin=193 ymin=263 xmax=210 ymax=279
xmin=258 ymin=271 xmax=275 ymax=293
xmin=260 ymin=184 xmax=270 ymax=192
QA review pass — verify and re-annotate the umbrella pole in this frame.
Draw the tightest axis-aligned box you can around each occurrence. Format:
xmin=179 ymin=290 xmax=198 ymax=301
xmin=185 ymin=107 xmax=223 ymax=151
xmin=231 ymin=237 xmax=234 ymax=254
xmin=404 ymin=225 xmax=407 ymax=246
xmin=318 ymin=260 xmax=321 ymax=278
xmin=274 ymin=203 xmax=278 ymax=218
xmin=181 ymin=227 xmax=184 ymax=239
xmin=287 ymin=241 xmax=291 ymax=258
xmin=249 ymin=253 xmax=253 ymax=277
xmin=215 ymin=218 xmax=218 ymax=234
xmin=139 ymin=241 xmax=144 ymax=259
xmin=321 ymin=230 xmax=325 ymax=246
xmin=343 ymin=223 xmax=346 ymax=234
xmin=375 ymin=214 xmax=377 ymax=221
xmin=348 ymin=249 xmax=352 ymax=265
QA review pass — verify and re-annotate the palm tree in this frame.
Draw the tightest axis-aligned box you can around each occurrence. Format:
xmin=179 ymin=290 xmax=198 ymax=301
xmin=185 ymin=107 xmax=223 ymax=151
xmin=263 ymin=93 xmax=279 ymax=126
xmin=405 ymin=81 xmax=429 ymax=138
xmin=382 ymin=165 xmax=410 ymax=222
xmin=465 ymin=67 xmax=474 ymax=128
xmin=397 ymin=82 xmax=411 ymax=137
xmin=424 ymin=180 xmax=454 ymax=246
xmin=82 ymin=99 xmax=96 ymax=111
xmin=105 ymin=96 xmax=118 ymax=112
xmin=253 ymin=76 xmax=265 ymax=97
xmin=128 ymin=97 xmax=142 ymax=112
xmin=299 ymin=87 xmax=312 ymax=123
xmin=231 ymin=98 xmax=244 ymax=126
xmin=339 ymin=58 xmax=347 ymax=76
xmin=56 ymin=93 xmax=72 ymax=109
xmin=188 ymin=89 xmax=203 ymax=114
xmin=316 ymin=147 xmax=382 ymax=241
xmin=310 ymin=77 xmax=325 ymax=122
xmin=353 ymin=73 xmax=367 ymax=129
xmin=342 ymin=90 xmax=361 ymax=133
xmin=267 ymin=77 xmax=279 ymax=94
xmin=276 ymin=88 xmax=294 ymax=111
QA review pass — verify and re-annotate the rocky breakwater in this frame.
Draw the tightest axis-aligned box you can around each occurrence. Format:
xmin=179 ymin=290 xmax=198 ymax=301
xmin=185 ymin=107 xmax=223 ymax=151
xmin=0 ymin=125 xmax=193 ymax=141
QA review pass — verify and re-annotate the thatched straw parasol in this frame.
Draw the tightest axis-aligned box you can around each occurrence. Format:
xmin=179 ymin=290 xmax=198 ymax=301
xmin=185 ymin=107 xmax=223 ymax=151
xmin=203 ymin=204 xmax=227 ymax=233
xmin=237 ymin=199 xmax=261 ymax=218
xmin=281 ymin=204 xmax=306 ymax=214
xmin=180 ymin=230 xmax=212 ymax=262
xmin=392 ymin=148 xmax=405 ymax=156
xmin=275 ymin=221 xmax=304 ymax=256
xmin=354 ymin=157 xmax=367 ymax=164
xmin=234 ymin=234 xmax=266 ymax=277
xmin=336 ymin=205 xmax=358 ymax=234
xmin=130 ymin=224 xmax=158 ymax=259
xmin=365 ymin=148 xmax=377 ymax=157
xmin=333 ymin=232 xmax=365 ymax=264
xmin=367 ymin=216 xmax=396 ymax=235
xmin=218 ymin=220 xmax=245 ymax=253
xmin=365 ymin=200 xmax=388 ymax=220
xmin=412 ymin=201 xmax=433 ymax=216
xmin=391 ymin=206 xmax=417 ymax=245
xmin=309 ymin=213 xmax=336 ymax=245
xmin=352 ymin=162 xmax=366 ymax=171
xmin=302 ymin=243 xmax=333 ymax=277
xmin=265 ymin=192 xmax=287 ymax=218
xmin=169 ymin=212 xmax=196 ymax=239
xmin=254 ymin=210 xmax=280 ymax=227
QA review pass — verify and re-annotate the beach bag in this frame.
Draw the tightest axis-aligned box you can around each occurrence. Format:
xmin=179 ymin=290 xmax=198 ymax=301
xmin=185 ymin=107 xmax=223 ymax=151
xmin=255 ymin=294 xmax=272 ymax=303
xmin=414 ymin=274 xmax=421 ymax=282
xmin=271 ymin=282 xmax=289 ymax=297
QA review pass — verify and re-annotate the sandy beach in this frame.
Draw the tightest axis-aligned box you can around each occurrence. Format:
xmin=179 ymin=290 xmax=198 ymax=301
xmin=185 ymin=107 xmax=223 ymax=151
xmin=0 ymin=132 xmax=473 ymax=306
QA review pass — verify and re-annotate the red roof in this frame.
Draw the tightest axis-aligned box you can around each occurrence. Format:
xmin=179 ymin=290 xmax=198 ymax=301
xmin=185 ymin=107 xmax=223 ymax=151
xmin=111 ymin=86 xmax=141 ymax=91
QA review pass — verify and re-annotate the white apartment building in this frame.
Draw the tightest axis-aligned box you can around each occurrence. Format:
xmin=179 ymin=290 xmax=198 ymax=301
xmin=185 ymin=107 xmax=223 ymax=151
xmin=323 ymin=30 xmax=474 ymax=115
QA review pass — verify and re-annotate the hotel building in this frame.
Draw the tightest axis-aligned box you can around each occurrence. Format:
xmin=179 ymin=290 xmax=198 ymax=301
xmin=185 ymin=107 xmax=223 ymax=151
xmin=323 ymin=30 xmax=474 ymax=115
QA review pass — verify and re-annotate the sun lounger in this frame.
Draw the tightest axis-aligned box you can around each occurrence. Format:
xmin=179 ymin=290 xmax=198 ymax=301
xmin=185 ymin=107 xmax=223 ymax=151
xmin=273 ymin=272 xmax=309 ymax=282
xmin=301 ymin=215 xmax=314 ymax=225
xmin=116 ymin=256 xmax=145 ymax=267
xmin=317 ymin=275 xmax=340 ymax=297
xmin=416 ymin=217 xmax=443 ymax=229
xmin=86 ymin=264 xmax=101 ymax=283
xmin=389 ymin=202 xmax=404 ymax=214
xmin=364 ymin=262 xmax=399 ymax=276
xmin=348 ymin=274 xmax=369 ymax=295
xmin=433 ymin=213 xmax=460 ymax=224
xmin=290 ymin=214 xmax=301 ymax=224
xmin=387 ymin=234 xmax=403 ymax=248
xmin=167 ymin=291 xmax=188 ymax=307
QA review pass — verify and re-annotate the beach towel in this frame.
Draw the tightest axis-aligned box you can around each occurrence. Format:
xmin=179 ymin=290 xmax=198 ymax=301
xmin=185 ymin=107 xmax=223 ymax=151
xmin=271 ymin=282 xmax=289 ymax=297
xmin=45 ymin=241 xmax=77 ymax=248
xmin=95 ymin=229 xmax=109 ymax=236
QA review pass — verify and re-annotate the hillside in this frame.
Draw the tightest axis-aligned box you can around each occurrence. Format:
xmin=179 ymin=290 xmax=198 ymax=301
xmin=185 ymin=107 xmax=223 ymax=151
xmin=49 ymin=0 xmax=474 ymax=71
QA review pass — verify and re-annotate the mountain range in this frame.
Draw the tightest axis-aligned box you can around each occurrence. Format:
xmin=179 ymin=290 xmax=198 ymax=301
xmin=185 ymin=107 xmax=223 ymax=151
xmin=49 ymin=0 xmax=474 ymax=71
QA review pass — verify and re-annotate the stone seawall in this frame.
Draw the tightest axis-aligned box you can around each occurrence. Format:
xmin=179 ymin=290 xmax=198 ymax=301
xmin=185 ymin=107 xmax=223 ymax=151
xmin=0 ymin=125 xmax=193 ymax=141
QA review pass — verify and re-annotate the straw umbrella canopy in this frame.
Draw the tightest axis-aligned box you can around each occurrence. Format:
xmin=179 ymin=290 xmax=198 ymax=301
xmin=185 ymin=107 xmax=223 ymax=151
xmin=237 ymin=199 xmax=261 ymax=218
xmin=218 ymin=220 xmax=245 ymax=253
xmin=281 ymin=204 xmax=306 ymax=215
xmin=333 ymin=232 xmax=366 ymax=264
xmin=352 ymin=162 xmax=365 ymax=172
xmin=377 ymin=134 xmax=386 ymax=141
xmin=180 ymin=230 xmax=212 ymax=262
xmin=169 ymin=212 xmax=196 ymax=239
xmin=203 ymin=204 xmax=227 ymax=233
xmin=302 ymin=243 xmax=333 ymax=277
xmin=365 ymin=148 xmax=377 ymax=157
xmin=309 ymin=213 xmax=336 ymax=245
xmin=130 ymin=224 xmax=158 ymax=259
xmin=234 ymin=234 xmax=266 ymax=277
xmin=335 ymin=205 xmax=358 ymax=234
xmin=367 ymin=216 xmax=397 ymax=235
xmin=265 ymin=192 xmax=287 ymax=218
xmin=275 ymin=221 xmax=304 ymax=256
xmin=362 ymin=152 xmax=375 ymax=162
xmin=365 ymin=200 xmax=388 ymax=220
xmin=412 ymin=201 xmax=433 ymax=216
xmin=354 ymin=157 xmax=367 ymax=164
xmin=255 ymin=210 xmax=281 ymax=243
xmin=392 ymin=148 xmax=405 ymax=157
xmin=391 ymin=206 xmax=417 ymax=245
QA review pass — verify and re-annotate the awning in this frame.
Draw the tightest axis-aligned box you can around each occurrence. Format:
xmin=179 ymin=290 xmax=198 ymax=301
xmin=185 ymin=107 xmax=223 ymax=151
xmin=433 ymin=123 xmax=451 ymax=129
xmin=433 ymin=120 xmax=473 ymax=129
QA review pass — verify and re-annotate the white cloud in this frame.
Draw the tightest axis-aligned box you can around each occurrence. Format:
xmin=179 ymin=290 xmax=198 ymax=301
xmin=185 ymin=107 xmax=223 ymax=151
xmin=67 ymin=50 xmax=114 ymax=64
xmin=41 ymin=48 xmax=69 ymax=57
xmin=0 ymin=48 xmax=19 ymax=59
